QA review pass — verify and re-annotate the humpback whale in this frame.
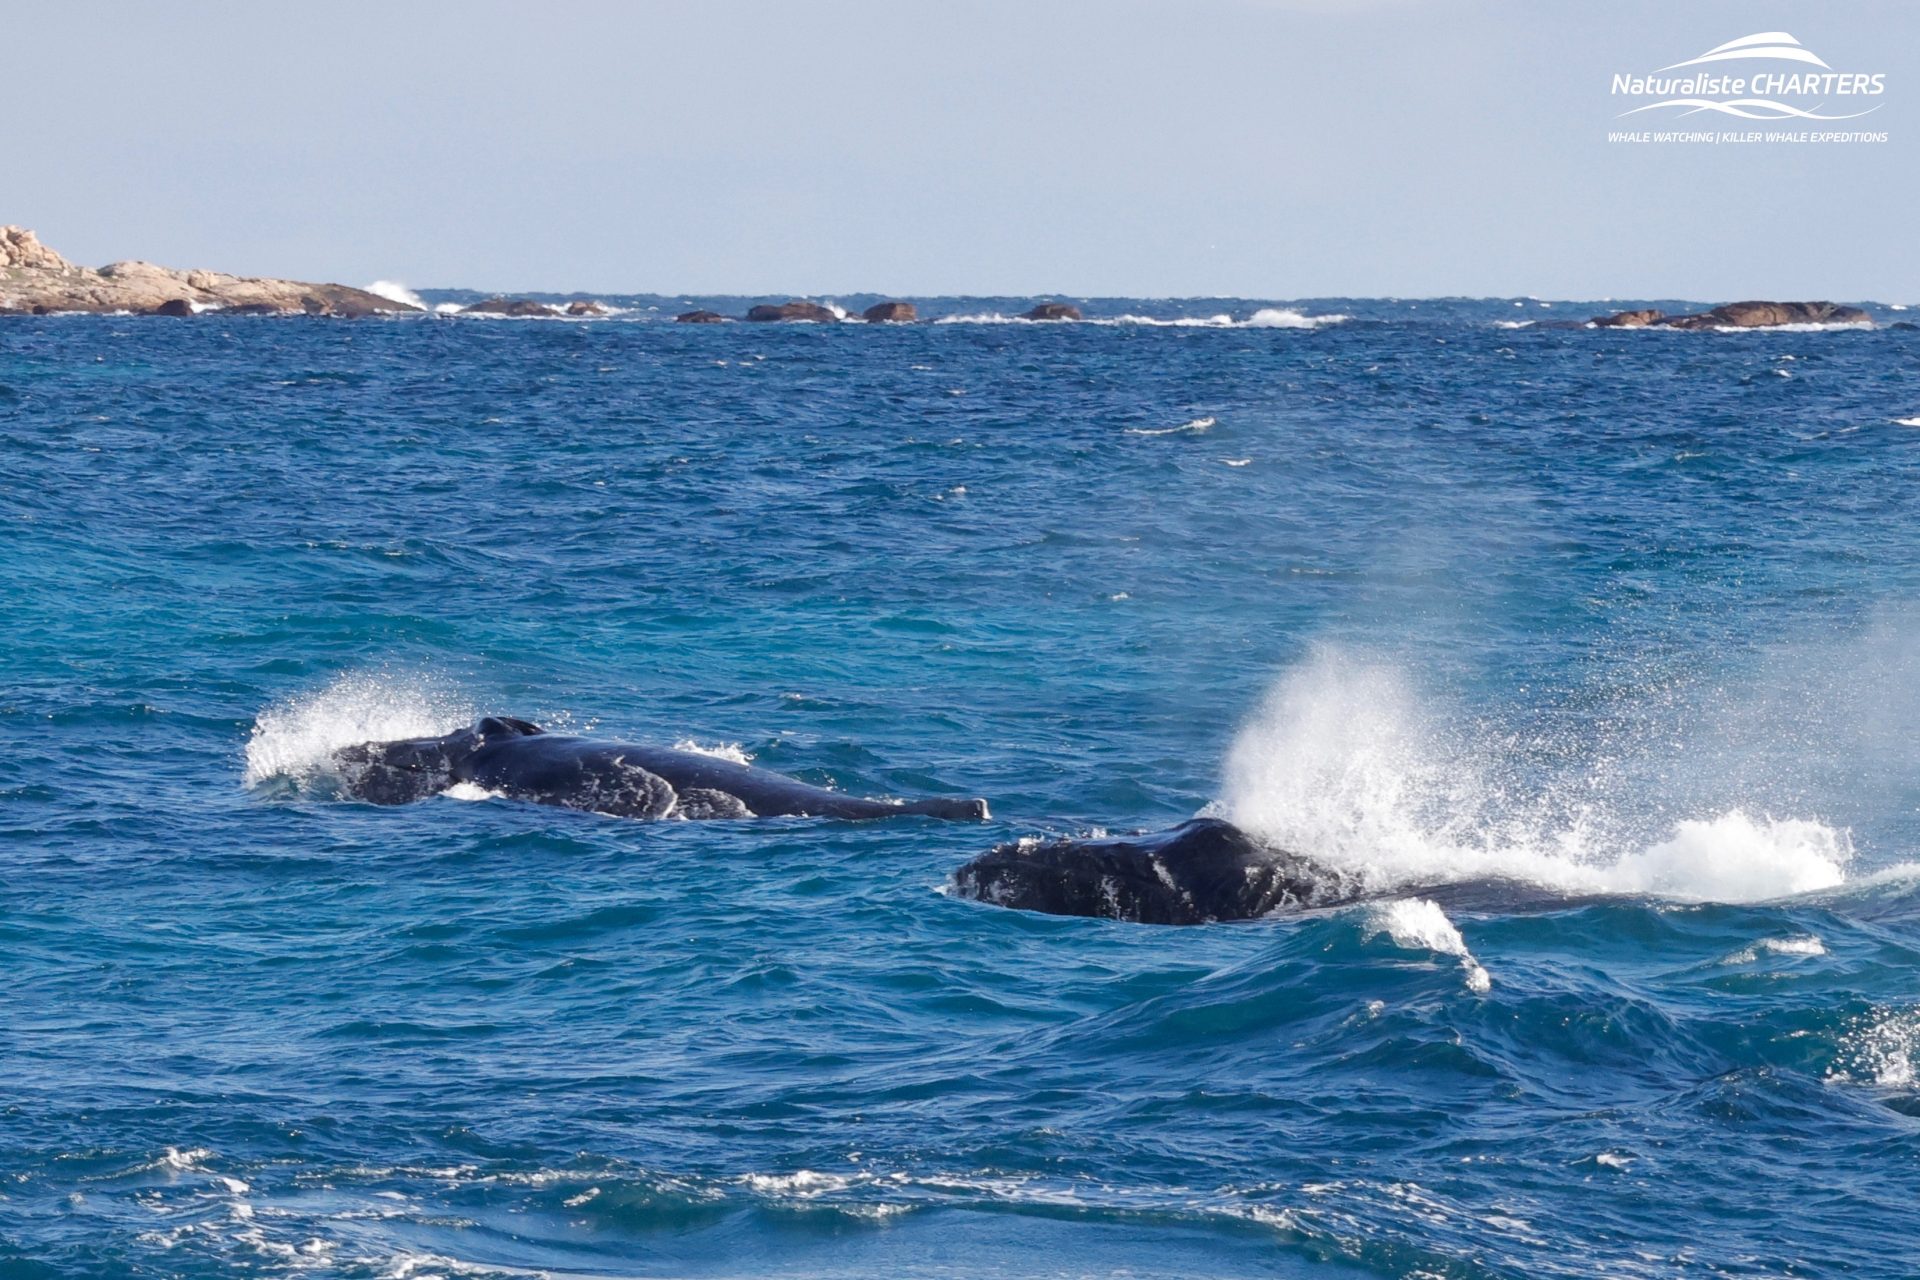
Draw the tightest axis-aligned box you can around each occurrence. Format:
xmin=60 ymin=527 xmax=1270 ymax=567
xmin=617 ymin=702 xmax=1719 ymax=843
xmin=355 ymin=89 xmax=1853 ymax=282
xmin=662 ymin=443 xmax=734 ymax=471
xmin=331 ymin=717 xmax=989 ymax=822
xmin=952 ymin=818 xmax=1363 ymax=923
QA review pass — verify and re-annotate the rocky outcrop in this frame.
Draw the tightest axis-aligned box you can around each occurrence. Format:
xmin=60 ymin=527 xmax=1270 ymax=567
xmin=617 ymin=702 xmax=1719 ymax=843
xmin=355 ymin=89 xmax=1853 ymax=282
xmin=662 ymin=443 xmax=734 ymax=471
xmin=862 ymin=301 xmax=917 ymax=323
xmin=1591 ymin=308 xmax=1664 ymax=328
xmin=1023 ymin=302 xmax=1082 ymax=321
xmin=745 ymin=300 xmax=840 ymax=323
xmin=462 ymin=297 xmax=561 ymax=317
xmin=565 ymin=300 xmax=611 ymax=316
xmin=1591 ymin=301 xmax=1872 ymax=330
xmin=1664 ymin=301 xmax=1870 ymax=329
xmin=1 ymin=226 xmax=74 ymax=272
xmin=675 ymin=310 xmax=727 ymax=324
xmin=0 ymin=226 xmax=420 ymax=317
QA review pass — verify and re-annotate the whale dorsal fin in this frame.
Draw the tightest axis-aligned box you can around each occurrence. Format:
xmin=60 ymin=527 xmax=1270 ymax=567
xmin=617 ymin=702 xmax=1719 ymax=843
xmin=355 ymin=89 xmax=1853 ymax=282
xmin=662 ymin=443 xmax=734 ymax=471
xmin=477 ymin=716 xmax=543 ymax=737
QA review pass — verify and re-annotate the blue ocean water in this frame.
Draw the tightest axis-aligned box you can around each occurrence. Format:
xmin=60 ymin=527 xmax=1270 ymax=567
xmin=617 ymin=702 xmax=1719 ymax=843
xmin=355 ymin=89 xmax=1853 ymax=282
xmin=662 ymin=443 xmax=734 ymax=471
xmin=3 ymin=298 xmax=1920 ymax=1279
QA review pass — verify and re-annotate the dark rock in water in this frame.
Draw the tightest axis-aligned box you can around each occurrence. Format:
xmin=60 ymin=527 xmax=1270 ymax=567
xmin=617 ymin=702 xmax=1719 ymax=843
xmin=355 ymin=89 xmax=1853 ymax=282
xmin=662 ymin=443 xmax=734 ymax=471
xmin=566 ymin=300 xmax=611 ymax=316
xmin=1661 ymin=301 xmax=1871 ymax=330
xmin=952 ymin=817 xmax=1361 ymax=924
xmin=1023 ymin=302 xmax=1082 ymax=321
xmin=463 ymin=297 xmax=562 ymax=318
xmin=745 ymin=301 xmax=841 ymax=323
xmin=1592 ymin=308 xmax=1664 ymax=328
xmin=675 ymin=310 xmax=727 ymax=324
xmin=150 ymin=299 xmax=195 ymax=317
xmin=862 ymin=301 xmax=917 ymax=323
xmin=1889 ymin=321 xmax=1919 ymax=331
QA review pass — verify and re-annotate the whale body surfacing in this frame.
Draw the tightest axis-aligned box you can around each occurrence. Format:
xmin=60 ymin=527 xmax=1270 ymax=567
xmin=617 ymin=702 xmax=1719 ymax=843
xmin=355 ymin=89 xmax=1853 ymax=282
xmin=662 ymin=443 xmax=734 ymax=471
xmin=331 ymin=717 xmax=989 ymax=822
xmin=952 ymin=817 xmax=1363 ymax=924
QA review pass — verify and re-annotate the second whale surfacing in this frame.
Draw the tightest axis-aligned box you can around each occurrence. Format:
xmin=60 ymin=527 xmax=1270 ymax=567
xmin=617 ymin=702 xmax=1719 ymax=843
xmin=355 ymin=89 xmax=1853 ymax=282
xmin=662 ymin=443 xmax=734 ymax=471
xmin=953 ymin=819 xmax=1601 ymax=924
xmin=952 ymin=817 xmax=1365 ymax=924
xmin=331 ymin=716 xmax=990 ymax=822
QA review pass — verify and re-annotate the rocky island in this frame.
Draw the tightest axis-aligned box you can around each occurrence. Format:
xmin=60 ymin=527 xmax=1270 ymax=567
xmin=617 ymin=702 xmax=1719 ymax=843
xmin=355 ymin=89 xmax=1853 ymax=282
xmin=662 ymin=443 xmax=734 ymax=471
xmin=1591 ymin=301 xmax=1871 ymax=329
xmin=0 ymin=226 xmax=418 ymax=317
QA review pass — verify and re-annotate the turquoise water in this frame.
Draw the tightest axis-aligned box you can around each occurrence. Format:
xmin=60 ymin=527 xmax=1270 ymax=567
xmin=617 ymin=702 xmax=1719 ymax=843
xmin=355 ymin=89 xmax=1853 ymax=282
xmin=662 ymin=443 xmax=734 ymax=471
xmin=4 ymin=301 xmax=1920 ymax=1278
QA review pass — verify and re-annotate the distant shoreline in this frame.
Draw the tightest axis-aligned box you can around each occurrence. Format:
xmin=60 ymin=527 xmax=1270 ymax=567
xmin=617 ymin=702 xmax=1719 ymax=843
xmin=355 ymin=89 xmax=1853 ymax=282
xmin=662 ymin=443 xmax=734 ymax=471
xmin=0 ymin=227 xmax=1895 ymax=330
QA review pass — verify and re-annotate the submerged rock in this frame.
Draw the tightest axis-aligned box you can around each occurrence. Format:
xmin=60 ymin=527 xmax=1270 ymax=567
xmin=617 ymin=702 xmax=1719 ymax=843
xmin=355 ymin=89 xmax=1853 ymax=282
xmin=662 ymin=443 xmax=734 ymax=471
xmin=745 ymin=301 xmax=840 ymax=323
xmin=1022 ymin=302 xmax=1082 ymax=321
xmin=675 ymin=310 xmax=726 ymax=324
xmin=566 ymin=300 xmax=611 ymax=316
xmin=0 ymin=227 xmax=419 ymax=317
xmin=462 ymin=297 xmax=562 ymax=317
xmin=862 ymin=301 xmax=917 ymax=323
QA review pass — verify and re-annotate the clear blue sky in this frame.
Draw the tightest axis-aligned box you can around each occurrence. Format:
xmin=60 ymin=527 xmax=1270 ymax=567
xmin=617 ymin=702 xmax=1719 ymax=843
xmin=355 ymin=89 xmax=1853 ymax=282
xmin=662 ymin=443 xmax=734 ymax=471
xmin=7 ymin=0 xmax=1914 ymax=298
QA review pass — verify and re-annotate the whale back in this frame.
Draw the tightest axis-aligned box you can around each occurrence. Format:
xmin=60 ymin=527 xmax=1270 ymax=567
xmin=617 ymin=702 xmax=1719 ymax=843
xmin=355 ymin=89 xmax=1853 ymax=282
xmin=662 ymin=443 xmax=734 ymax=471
xmin=953 ymin=817 xmax=1358 ymax=924
xmin=476 ymin=716 xmax=543 ymax=738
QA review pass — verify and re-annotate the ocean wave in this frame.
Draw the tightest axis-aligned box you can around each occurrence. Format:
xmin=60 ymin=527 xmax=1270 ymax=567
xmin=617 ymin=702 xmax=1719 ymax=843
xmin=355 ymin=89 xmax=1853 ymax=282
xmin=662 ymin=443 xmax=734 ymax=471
xmin=365 ymin=280 xmax=427 ymax=311
xmin=933 ymin=309 xmax=1346 ymax=329
xmin=1212 ymin=649 xmax=1858 ymax=905
xmin=1720 ymin=933 xmax=1827 ymax=965
xmin=1245 ymin=307 xmax=1348 ymax=329
xmin=1360 ymin=898 xmax=1492 ymax=992
xmin=1125 ymin=416 xmax=1215 ymax=436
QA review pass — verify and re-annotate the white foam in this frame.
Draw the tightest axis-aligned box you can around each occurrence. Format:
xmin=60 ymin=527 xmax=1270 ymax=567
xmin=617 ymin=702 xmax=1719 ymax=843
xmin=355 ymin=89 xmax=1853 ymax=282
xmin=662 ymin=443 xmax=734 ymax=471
xmin=1246 ymin=307 xmax=1348 ymax=329
xmin=1894 ymin=417 xmax=1920 ymax=427
xmin=1609 ymin=814 xmax=1849 ymax=900
xmin=1126 ymin=416 xmax=1215 ymax=436
xmin=158 ymin=1146 xmax=214 ymax=1172
xmin=1104 ymin=313 xmax=1237 ymax=327
xmin=1721 ymin=934 xmax=1827 ymax=965
xmin=1361 ymin=899 xmax=1491 ymax=992
xmin=1213 ymin=650 xmax=1856 ymax=904
xmin=1709 ymin=321 xmax=1873 ymax=333
xmin=740 ymin=1170 xmax=855 ymax=1197
xmin=671 ymin=739 xmax=754 ymax=765
xmin=931 ymin=309 xmax=1346 ymax=329
xmin=365 ymin=280 xmax=427 ymax=311
xmin=1828 ymin=1006 xmax=1920 ymax=1088
xmin=244 ymin=672 xmax=473 ymax=788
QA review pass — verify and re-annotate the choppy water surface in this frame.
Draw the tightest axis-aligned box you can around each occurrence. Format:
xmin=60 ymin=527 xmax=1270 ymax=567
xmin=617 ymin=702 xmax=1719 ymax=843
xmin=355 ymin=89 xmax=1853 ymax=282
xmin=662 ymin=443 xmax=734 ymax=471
xmin=4 ymin=299 xmax=1920 ymax=1278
